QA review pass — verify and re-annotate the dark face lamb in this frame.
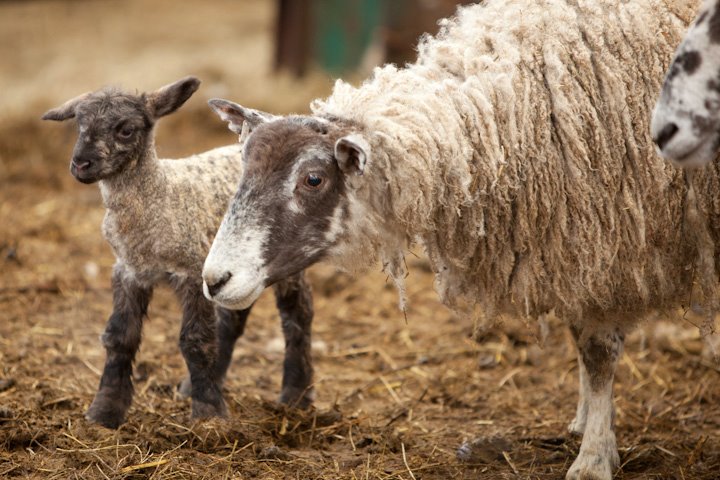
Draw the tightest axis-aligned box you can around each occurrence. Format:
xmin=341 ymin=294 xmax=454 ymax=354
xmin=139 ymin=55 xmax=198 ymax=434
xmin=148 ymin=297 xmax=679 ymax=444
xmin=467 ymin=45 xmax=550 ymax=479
xmin=202 ymin=99 xmax=369 ymax=310
xmin=42 ymin=77 xmax=200 ymax=183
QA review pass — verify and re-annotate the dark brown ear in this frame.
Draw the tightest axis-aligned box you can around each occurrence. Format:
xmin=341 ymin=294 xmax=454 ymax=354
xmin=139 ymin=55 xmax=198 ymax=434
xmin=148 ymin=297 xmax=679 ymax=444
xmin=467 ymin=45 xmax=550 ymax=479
xmin=335 ymin=134 xmax=370 ymax=175
xmin=41 ymin=92 xmax=92 ymax=121
xmin=145 ymin=76 xmax=201 ymax=119
xmin=207 ymin=98 xmax=276 ymax=135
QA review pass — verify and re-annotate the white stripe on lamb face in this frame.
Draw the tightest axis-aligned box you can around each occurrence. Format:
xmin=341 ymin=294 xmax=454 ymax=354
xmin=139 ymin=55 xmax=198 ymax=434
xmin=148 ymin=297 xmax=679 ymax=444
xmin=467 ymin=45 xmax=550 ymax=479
xmin=203 ymin=211 xmax=269 ymax=310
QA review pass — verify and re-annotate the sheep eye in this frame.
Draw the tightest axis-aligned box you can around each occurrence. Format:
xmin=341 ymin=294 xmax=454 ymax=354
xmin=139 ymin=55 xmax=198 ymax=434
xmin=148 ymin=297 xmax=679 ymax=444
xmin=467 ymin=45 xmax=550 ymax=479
xmin=304 ymin=173 xmax=323 ymax=188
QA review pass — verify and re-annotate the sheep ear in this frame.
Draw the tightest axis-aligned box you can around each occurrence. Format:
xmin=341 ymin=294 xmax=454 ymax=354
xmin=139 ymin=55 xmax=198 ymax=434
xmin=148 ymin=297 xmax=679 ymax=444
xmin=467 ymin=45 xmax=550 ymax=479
xmin=146 ymin=76 xmax=201 ymax=119
xmin=41 ymin=92 xmax=92 ymax=121
xmin=335 ymin=134 xmax=370 ymax=175
xmin=207 ymin=98 xmax=276 ymax=135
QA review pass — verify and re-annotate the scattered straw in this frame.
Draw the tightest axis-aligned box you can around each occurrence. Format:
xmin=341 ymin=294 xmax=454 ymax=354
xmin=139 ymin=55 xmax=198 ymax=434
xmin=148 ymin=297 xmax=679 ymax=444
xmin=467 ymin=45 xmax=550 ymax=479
xmin=119 ymin=459 xmax=169 ymax=474
xmin=401 ymin=442 xmax=417 ymax=480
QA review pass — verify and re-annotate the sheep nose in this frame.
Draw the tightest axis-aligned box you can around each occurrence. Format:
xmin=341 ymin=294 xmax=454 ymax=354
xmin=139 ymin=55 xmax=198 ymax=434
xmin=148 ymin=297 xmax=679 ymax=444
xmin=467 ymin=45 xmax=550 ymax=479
xmin=205 ymin=271 xmax=232 ymax=297
xmin=653 ymin=122 xmax=679 ymax=150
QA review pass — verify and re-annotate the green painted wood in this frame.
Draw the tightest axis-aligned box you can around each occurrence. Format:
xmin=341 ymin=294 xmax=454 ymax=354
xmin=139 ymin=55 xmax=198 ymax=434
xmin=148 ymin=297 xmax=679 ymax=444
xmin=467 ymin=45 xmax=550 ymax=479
xmin=312 ymin=0 xmax=381 ymax=73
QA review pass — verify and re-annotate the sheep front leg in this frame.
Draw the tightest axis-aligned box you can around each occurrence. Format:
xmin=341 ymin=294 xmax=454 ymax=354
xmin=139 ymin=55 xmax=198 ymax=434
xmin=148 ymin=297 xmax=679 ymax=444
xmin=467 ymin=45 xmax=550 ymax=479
xmin=175 ymin=278 xmax=227 ymax=419
xmin=177 ymin=306 xmax=251 ymax=398
xmin=568 ymin=326 xmax=590 ymax=436
xmin=273 ymin=272 xmax=314 ymax=409
xmin=86 ymin=264 xmax=152 ymax=429
xmin=566 ymin=324 xmax=624 ymax=480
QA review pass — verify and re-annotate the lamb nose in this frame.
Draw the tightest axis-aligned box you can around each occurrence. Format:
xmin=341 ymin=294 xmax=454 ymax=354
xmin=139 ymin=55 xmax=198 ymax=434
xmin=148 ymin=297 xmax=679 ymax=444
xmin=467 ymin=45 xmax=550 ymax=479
xmin=653 ymin=122 xmax=679 ymax=150
xmin=206 ymin=271 xmax=232 ymax=297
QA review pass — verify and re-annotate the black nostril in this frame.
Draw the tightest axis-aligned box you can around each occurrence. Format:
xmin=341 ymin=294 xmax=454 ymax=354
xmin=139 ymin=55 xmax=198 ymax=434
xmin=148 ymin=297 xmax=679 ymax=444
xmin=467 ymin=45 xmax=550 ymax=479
xmin=654 ymin=122 xmax=679 ymax=150
xmin=207 ymin=272 xmax=232 ymax=297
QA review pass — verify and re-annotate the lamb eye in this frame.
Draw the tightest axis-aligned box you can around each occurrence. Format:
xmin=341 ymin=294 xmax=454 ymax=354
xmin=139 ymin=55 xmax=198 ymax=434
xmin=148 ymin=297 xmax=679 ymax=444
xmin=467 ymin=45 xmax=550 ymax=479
xmin=118 ymin=125 xmax=134 ymax=138
xmin=305 ymin=173 xmax=323 ymax=188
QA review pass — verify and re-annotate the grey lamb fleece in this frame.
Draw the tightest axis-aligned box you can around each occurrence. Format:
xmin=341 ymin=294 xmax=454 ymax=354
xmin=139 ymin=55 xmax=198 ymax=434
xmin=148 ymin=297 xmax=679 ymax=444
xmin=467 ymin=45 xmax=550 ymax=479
xmin=42 ymin=77 xmax=315 ymax=429
xmin=99 ymin=141 xmax=242 ymax=276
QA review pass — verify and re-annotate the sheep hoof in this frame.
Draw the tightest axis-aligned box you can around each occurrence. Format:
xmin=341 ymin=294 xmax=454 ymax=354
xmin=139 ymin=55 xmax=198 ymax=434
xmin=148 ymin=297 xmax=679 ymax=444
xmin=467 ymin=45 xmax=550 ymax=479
xmin=279 ymin=386 xmax=315 ymax=410
xmin=456 ymin=436 xmax=513 ymax=463
xmin=566 ymin=449 xmax=619 ymax=480
xmin=85 ymin=391 xmax=129 ymax=429
xmin=567 ymin=416 xmax=586 ymax=436
xmin=192 ymin=398 xmax=228 ymax=419
xmin=177 ymin=377 xmax=192 ymax=398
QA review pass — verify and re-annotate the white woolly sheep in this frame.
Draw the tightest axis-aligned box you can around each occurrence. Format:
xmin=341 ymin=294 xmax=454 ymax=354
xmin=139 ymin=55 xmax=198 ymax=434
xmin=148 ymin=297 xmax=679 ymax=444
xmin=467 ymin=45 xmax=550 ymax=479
xmin=41 ymin=77 xmax=315 ymax=428
xmin=652 ymin=0 xmax=720 ymax=167
xmin=201 ymin=1 xmax=711 ymax=479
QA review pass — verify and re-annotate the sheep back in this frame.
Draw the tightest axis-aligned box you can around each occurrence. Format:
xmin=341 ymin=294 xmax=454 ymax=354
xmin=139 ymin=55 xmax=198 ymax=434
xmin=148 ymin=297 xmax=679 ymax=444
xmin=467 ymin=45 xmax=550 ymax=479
xmin=313 ymin=0 xmax=713 ymax=325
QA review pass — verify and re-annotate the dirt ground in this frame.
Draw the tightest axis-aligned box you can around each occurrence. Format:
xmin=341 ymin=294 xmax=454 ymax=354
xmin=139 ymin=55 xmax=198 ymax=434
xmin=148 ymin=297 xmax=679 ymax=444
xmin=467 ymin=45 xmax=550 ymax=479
xmin=1 ymin=1 xmax=720 ymax=479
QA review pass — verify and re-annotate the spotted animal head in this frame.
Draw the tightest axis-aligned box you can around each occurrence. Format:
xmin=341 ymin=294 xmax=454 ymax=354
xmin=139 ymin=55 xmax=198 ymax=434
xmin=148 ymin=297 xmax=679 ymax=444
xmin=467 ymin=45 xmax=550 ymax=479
xmin=42 ymin=77 xmax=201 ymax=183
xmin=652 ymin=0 xmax=720 ymax=167
xmin=202 ymin=99 xmax=370 ymax=309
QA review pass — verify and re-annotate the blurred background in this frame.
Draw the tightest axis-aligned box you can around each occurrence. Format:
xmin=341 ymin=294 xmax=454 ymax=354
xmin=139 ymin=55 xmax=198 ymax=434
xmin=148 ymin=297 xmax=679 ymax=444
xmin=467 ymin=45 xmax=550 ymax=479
xmin=1 ymin=0 xmax=472 ymax=120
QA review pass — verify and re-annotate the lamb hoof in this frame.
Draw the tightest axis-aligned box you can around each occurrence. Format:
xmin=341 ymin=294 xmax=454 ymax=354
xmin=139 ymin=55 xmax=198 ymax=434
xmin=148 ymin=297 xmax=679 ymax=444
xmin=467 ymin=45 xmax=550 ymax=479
xmin=177 ymin=376 xmax=192 ymax=398
xmin=566 ymin=449 xmax=619 ymax=480
xmin=192 ymin=398 xmax=228 ymax=419
xmin=279 ymin=386 xmax=315 ymax=410
xmin=85 ymin=392 xmax=129 ymax=429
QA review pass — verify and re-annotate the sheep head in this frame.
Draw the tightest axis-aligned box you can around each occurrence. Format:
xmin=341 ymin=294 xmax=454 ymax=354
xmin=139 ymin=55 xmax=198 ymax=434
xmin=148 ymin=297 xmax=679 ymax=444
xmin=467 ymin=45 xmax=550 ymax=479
xmin=42 ymin=76 xmax=201 ymax=183
xmin=651 ymin=0 xmax=720 ymax=167
xmin=203 ymin=98 xmax=370 ymax=310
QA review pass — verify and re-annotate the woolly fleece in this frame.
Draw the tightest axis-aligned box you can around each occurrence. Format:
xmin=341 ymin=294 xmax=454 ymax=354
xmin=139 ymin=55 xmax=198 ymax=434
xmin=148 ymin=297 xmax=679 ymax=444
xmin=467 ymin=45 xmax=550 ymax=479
xmin=311 ymin=0 xmax=713 ymax=329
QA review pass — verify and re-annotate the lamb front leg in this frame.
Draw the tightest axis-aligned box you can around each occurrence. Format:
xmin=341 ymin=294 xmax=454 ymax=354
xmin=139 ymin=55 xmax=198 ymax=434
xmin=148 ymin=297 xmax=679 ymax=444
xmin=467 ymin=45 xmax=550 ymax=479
xmin=566 ymin=323 xmax=624 ymax=480
xmin=273 ymin=272 xmax=314 ymax=409
xmin=86 ymin=263 xmax=152 ymax=429
xmin=174 ymin=277 xmax=227 ymax=419
xmin=178 ymin=306 xmax=251 ymax=398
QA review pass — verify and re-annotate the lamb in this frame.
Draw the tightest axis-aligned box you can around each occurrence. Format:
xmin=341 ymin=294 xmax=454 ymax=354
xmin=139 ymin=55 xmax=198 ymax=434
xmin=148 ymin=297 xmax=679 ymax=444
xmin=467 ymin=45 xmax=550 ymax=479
xmin=652 ymin=0 xmax=720 ymax=167
xmin=199 ymin=1 xmax=713 ymax=478
xmin=41 ymin=77 xmax=315 ymax=429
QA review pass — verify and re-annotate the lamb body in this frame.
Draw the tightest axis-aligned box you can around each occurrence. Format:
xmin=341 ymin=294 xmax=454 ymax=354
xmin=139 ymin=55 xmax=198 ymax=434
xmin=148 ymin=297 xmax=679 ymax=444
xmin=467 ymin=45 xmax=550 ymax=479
xmin=43 ymin=78 xmax=315 ymax=428
xmin=99 ymin=144 xmax=242 ymax=277
xmin=201 ymin=1 xmax=715 ymax=478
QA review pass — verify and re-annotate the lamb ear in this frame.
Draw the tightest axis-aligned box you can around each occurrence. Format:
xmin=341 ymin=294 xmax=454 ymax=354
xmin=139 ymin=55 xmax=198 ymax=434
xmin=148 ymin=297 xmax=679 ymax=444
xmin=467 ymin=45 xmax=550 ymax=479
xmin=207 ymin=98 xmax=276 ymax=135
xmin=146 ymin=76 xmax=201 ymax=119
xmin=41 ymin=92 xmax=92 ymax=121
xmin=335 ymin=134 xmax=370 ymax=175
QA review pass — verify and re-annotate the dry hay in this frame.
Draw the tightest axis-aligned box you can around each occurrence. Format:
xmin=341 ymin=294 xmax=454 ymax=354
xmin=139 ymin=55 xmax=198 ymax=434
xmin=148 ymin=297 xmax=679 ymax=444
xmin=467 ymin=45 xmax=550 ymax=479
xmin=2 ymin=1 xmax=720 ymax=478
xmin=2 ymin=142 xmax=720 ymax=478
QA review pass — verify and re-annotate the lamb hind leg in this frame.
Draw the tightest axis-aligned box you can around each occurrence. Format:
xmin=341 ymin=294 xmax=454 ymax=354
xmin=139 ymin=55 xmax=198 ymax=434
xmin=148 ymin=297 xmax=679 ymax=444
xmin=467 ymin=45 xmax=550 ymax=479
xmin=86 ymin=264 xmax=152 ymax=429
xmin=566 ymin=323 xmax=624 ymax=480
xmin=178 ymin=306 xmax=251 ymax=398
xmin=274 ymin=272 xmax=314 ymax=409
xmin=174 ymin=278 xmax=227 ymax=419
